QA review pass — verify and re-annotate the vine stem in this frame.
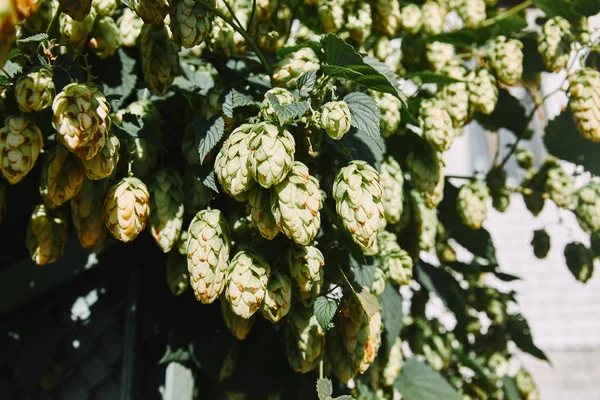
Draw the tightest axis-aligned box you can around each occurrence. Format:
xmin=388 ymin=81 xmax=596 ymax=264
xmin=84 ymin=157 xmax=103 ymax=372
xmin=46 ymin=5 xmax=62 ymax=36
xmin=480 ymin=0 xmax=533 ymax=28
xmin=446 ymin=174 xmax=477 ymax=181
xmin=198 ymin=0 xmax=272 ymax=76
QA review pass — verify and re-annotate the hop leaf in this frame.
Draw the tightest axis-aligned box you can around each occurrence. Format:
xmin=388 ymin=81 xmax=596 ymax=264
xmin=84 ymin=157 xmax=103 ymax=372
xmin=532 ymin=229 xmax=550 ymax=259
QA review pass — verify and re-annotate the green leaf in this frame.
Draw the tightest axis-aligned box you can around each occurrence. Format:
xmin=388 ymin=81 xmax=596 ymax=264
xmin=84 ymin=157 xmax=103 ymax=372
xmin=100 ymin=49 xmax=137 ymax=111
xmin=544 ymin=109 xmax=600 ymax=175
xmin=474 ymin=88 xmax=528 ymax=138
xmin=194 ymin=115 xmax=225 ymax=165
xmin=8 ymin=48 xmax=21 ymax=60
xmin=266 ymin=93 xmax=310 ymax=125
xmin=395 ymin=359 xmax=462 ymax=400
xmin=521 ymin=33 xmax=547 ymax=83
xmin=296 ymin=70 xmax=317 ymax=95
xmin=405 ymin=71 xmax=462 ymax=84
xmin=159 ymin=345 xmax=191 ymax=365
xmin=429 ymin=30 xmax=478 ymax=47
xmin=363 ymin=57 xmax=407 ymax=105
xmin=379 ymin=283 xmax=403 ymax=355
xmin=344 ymin=92 xmax=381 ymax=146
xmin=507 ymin=314 xmax=549 ymax=362
xmin=532 ymin=0 xmax=580 ymax=20
xmin=276 ymin=41 xmax=322 ymax=59
xmin=17 ymin=33 xmax=49 ymax=43
xmin=313 ymin=296 xmax=337 ymax=331
xmin=222 ymin=89 xmax=259 ymax=118
xmin=316 ymin=378 xmax=333 ymax=400
xmin=355 ymin=286 xmax=380 ymax=319
xmin=349 ymin=252 xmax=375 ymax=289
xmin=203 ymin=170 xmax=219 ymax=193
xmin=501 ymin=376 xmax=521 ymax=400
xmin=572 ymin=0 xmax=600 ymax=16
xmin=0 ymin=75 xmax=10 ymax=85
xmin=454 ymin=349 xmax=497 ymax=390
xmin=175 ymin=61 xmax=215 ymax=95
xmin=338 ymin=127 xmax=385 ymax=169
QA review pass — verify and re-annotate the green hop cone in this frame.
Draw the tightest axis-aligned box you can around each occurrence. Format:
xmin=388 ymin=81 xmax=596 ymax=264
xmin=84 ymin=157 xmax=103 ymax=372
xmin=270 ymin=161 xmax=323 ymax=245
xmin=103 ymin=177 xmax=150 ymax=243
xmin=401 ymin=4 xmax=422 ymax=35
xmin=88 ymin=16 xmax=121 ymax=59
xmin=419 ymin=99 xmax=454 ymax=152
xmin=140 ymin=23 xmax=180 ymax=96
xmin=380 ymin=155 xmax=404 ymax=224
xmin=372 ymin=91 xmax=402 ymax=137
xmin=220 ymin=296 xmax=255 ymax=340
xmin=26 ymin=204 xmax=68 ymax=265
xmin=347 ymin=2 xmax=372 ymax=45
xmin=247 ymin=186 xmax=279 ymax=240
xmin=438 ymin=61 xmax=470 ymax=128
xmin=149 ymin=167 xmax=185 ymax=253
xmin=284 ymin=244 xmax=324 ymax=295
xmin=248 ymin=122 xmax=295 ymax=189
xmin=261 ymin=269 xmax=292 ymax=322
xmin=373 ymin=0 xmax=401 ymax=37
xmin=516 ymin=148 xmax=535 ymax=169
xmin=531 ymin=229 xmax=550 ymax=259
xmin=568 ymin=68 xmax=600 ymax=142
xmin=538 ymin=17 xmax=571 ymax=73
xmin=93 ymin=0 xmax=118 ymax=16
xmin=81 ymin=133 xmax=120 ymax=180
xmin=225 ymin=250 xmax=271 ymax=319
xmin=326 ymin=317 xmax=360 ymax=383
xmin=131 ymin=0 xmax=168 ymax=24
xmin=118 ymin=8 xmax=143 ymax=47
xmin=521 ymin=169 xmax=545 ymax=217
xmin=0 ymin=115 xmax=44 ymax=184
xmin=59 ymin=8 xmax=96 ymax=44
xmin=422 ymin=0 xmax=447 ymax=35
xmin=321 ymin=101 xmax=352 ymax=140
xmin=260 ymin=88 xmax=295 ymax=122
xmin=40 ymin=145 xmax=86 ymax=207
xmin=318 ymin=0 xmax=344 ymax=33
xmin=564 ymin=242 xmax=594 ymax=283
xmin=285 ymin=306 xmax=325 ymax=373
xmin=487 ymin=166 xmax=510 ymax=212
xmin=378 ymin=231 xmax=413 ymax=285
xmin=467 ymin=68 xmax=498 ymax=115
xmin=411 ymin=190 xmax=438 ymax=250
xmin=15 ymin=67 xmax=55 ymax=112
xmin=382 ymin=337 xmax=403 ymax=386
xmin=574 ymin=183 xmax=600 ymax=233
xmin=457 ymin=0 xmax=486 ymax=29
xmin=72 ymin=119 xmax=108 ymax=161
xmin=515 ymin=368 xmax=539 ymax=400
xmin=183 ymin=168 xmax=212 ymax=215
xmin=488 ymin=36 xmax=524 ymax=86
xmin=457 ymin=180 xmax=490 ymax=230
xmin=371 ymin=267 xmax=386 ymax=296
xmin=166 ymin=250 xmax=190 ymax=295
xmin=426 ymin=41 xmax=454 ymax=72
xmin=545 ymin=163 xmax=574 ymax=209
xmin=333 ymin=160 xmax=385 ymax=251
xmin=171 ymin=0 xmax=214 ymax=48
xmin=272 ymin=47 xmax=320 ymax=89
xmin=187 ymin=209 xmax=232 ymax=304
xmin=406 ymin=142 xmax=444 ymax=202
xmin=71 ymin=179 xmax=108 ymax=250
xmin=59 ymin=0 xmax=93 ymax=22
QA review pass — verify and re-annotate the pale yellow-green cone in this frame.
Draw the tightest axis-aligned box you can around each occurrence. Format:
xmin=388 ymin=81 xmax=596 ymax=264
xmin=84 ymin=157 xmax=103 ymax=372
xmin=272 ymin=47 xmax=320 ymax=89
xmin=270 ymin=161 xmax=322 ymax=245
xmin=15 ymin=68 xmax=55 ymax=112
xmin=118 ymin=8 xmax=143 ymax=47
xmin=372 ymin=91 xmax=401 ymax=137
xmin=171 ymin=0 xmax=214 ymax=48
xmin=88 ymin=16 xmax=121 ymax=59
xmin=247 ymin=186 xmax=279 ymax=240
xmin=568 ymin=68 xmax=600 ymax=142
xmin=0 ymin=115 xmax=43 ymax=184
xmin=0 ymin=182 xmax=5 ymax=223
xmin=81 ymin=133 xmax=120 ymax=180
xmin=26 ymin=204 xmax=68 ymax=265
xmin=378 ymin=231 xmax=413 ymax=285
xmin=248 ymin=122 xmax=295 ymax=189
xmin=59 ymin=8 xmax=96 ymax=44
xmin=285 ymin=305 xmax=325 ymax=373
xmin=488 ymin=36 xmax=523 ymax=86
xmin=220 ymin=296 xmax=255 ymax=340
xmin=516 ymin=148 xmax=535 ymax=169
xmin=371 ymin=267 xmax=386 ymax=296
xmin=40 ymin=145 xmax=86 ymax=207
xmin=214 ymin=123 xmax=255 ymax=200
xmin=321 ymin=101 xmax=352 ymax=140
xmin=545 ymin=163 xmax=574 ymax=209
xmin=538 ymin=16 xmax=571 ymax=73
xmin=373 ymin=0 xmax=401 ymax=37
xmin=225 ymin=249 xmax=271 ymax=319
xmin=574 ymin=183 xmax=600 ymax=233
xmin=187 ymin=209 xmax=232 ymax=303
xmin=318 ymin=0 xmax=344 ymax=33
xmin=380 ymin=156 xmax=404 ymax=225
xmin=209 ymin=15 xmax=247 ymax=58
xmin=59 ymin=0 xmax=92 ymax=22
xmin=401 ymin=4 xmax=422 ymax=35
xmin=347 ymin=2 xmax=372 ymax=45
xmin=426 ymin=42 xmax=454 ymax=72
xmin=406 ymin=143 xmax=444 ymax=200
xmin=422 ymin=1 xmax=447 ymax=35
xmin=140 ymin=23 xmax=179 ymax=96
xmin=103 ymin=177 xmax=150 ymax=242
xmin=411 ymin=190 xmax=438 ymax=250
xmin=467 ymin=68 xmax=498 ymax=115
xmin=437 ymin=60 xmax=470 ymax=128
xmin=249 ymin=3 xmax=291 ymax=53
xmin=166 ymin=250 xmax=190 ymax=295
xmin=92 ymin=0 xmax=117 ymax=16
xmin=183 ymin=168 xmax=212 ymax=215
xmin=261 ymin=269 xmax=292 ymax=322
xmin=487 ymin=166 xmax=510 ymax=212
xmin=457 ymin=0 xmax=486 ymax=29
xmin=149 ymin=167 xmax=185 ymax=253
xmin=131 ymin=0 xmax=168 ymax=24
xmin=382 ymin=337 xmax=404 ymax=386
xmin=284 ymin=243 xmax=324 ymax=296
xmin=457 ymin=180 xmax=490 ymax=229
xmin=420 ymin=99 xmax=454 ymax=152
xmin=260 ymin=87 xmax=295 ymax=122
xmin=515 ymin=368 xmax=540 ymax=400
xmin=71 ymin=178 xmax=108 ymax=249
xmin=326 ymin=316 xmax=360 ymax=383
xmin=340 ymin=298 xmax=383 ymax=374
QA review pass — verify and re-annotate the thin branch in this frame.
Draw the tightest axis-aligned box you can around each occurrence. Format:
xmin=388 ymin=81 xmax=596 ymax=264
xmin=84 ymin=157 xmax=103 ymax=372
xmin=480 ymin=0 xmax=533 ymax=28
xmin=221 ymin=0 xmax=244 ymax=34
xmin=247 ymin=0 xmax=257 ymax=31
xmin=446 ymin=174 xmax=477 ymax=181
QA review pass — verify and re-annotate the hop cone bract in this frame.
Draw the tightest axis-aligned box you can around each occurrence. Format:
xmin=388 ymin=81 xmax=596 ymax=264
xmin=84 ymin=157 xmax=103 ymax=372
xmin=81 ymin=133 xmax=120 ymax=180
xmin=149 ymin=167 xmax=185 ymax=253
xmin=88 ymin=16 xmax=121 ymax=59
xmin=411 ymin=190 xmax=438 ymax=250
xmin=26 ymin=204 xmax=68 ymax=265
xmin=171 ymin=0 xmax=214 ymax=48
xmin=321 ymin=101 xmax=352 ymax=140
xmin=60 ymin=0 xmax=92 ymax=21
xmin=260 ymin=88 xmax=295 ymax=122
xmin=272 ymin=48 xmax=320 ymax=89
xmin=118 ymin=8 xmax=143 ymax=46
xmin=214 ymin=123 xmax=255 ymax=199
xmin=467 ymin=68 xmax=498 ymax=115
xmin=285 ymin=244 xmax=324 ymax=294
xmin=247 ymin=186 xmax=279 ymax=240
xmin=131 ymin=0 xmax=168 ymax=24
xmin=382 ymin=337 xmax=403 ymax=386
xmin=225 ymin=250 xmax=271 ymax=319
xmin=457 ymin=0 xmax=486 ymax=29
xmin=373 ymin=0 xmax=401 ymax=37
xmin=0 ymin=115 xmax=43 ymax=184
xmin=401 ymin=4 xmax=422 ymax=35
xmin=103 ymin=177 xmax=150 ymax=242
xmin=406 ymin=142 xmax=444 ymax=200
xmin=422 ymin=1 xmax=447 ymax=35
xmin=378 ymin=231 xmax=413 ymax=285
xmin=426 ymin=41 xmax=454 ymax=72
xmin=438 ymin=61 xmax=470 ymax=128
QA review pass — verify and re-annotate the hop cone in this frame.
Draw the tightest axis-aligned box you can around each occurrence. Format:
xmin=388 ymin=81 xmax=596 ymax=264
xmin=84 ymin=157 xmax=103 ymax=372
xmin=15 ymin=68 xmax=55 ymax=112
xmin=488 ymin=36 xmax=523 ymax=86
xmin=214 ymin=124 xmax=255 ymax=199
xmin=422 ymin=1 xmax=447 ymax=35
xmin=318 ymin=0 xmax=344 ymax=33
xmin=326 ymin=318 xmax=360 ymax=383
xmin=333 ymin=160 xmax=385 ymax=251
xmin=260 ymin=88 xmax=295 ymax=122
xmin=516 ymin=148 xmax=535 ymax=169
xmin=88 ymin=16 xmax=121 ymax=59
xmin=371 ymin=267 xmax=386 ymax=296
xmin=0 ymin=9 xmax=16 ymax=69
xmin=568 ymin=68 xmax=600 ymax=142
xmin=26 ymin=204 xmax=68 ymax=265
xmin=247 ymin=186 xmax=278 ymax=240
xmin=225 ymin=250 xmax=271 ymax=319
xmin=59 ymin=9 xmax=96 ymax=44
xmin=81 ymin=133 xmax=120 ymax=180
xmin=210 ymin=15 xmax=246 ymax=57
xmin=373 ymin=92 xmax=402 ymax=137
xmin=40 ymin=145 xmax=86 ymax=207
xmin=271 ymin=161 xmax=323 ymax=245
xmin=521 ymin=169 xmax=545 ymax=217
xmin=457 ymin=180 xmax=490 ymax=229
xmin=140 ymin=23 xmax=179 ymax=96
xmin=285 ymin=244 xmax=324 ymax=294
xmin=347 ymin=2 xmax=372 ymax=45
xmin=565 ymin=242 xmax=594 ymax=283
xmin=103 ymin=177 xmax=150 ymax=242
xmin=426 ymin=41 xmax=454 ymax=72
xmin=373 ymin=0 xmax=401 ymax=37
xmin=71 ymin=179 xmax=108 ymax=249
xmin=0 ymin=182 xmax=5 ymax=223
xmin=515 ymin=368 xmax=539 ymax=400
xmin=321 ymin=101 xmax=352 ymax=140
xmin=538 ymin=17 xmax=571 ymax=72
xmin=438 ymin=61 xmax=470 ymax=128
xmin=166 ymin=250 xmax=190 ymax=295
xmin=60 ymin=0 xmax=92 ymax=21
xmin=261 ymin=269 xmax=292 ymax=322
xmin=52 ymin=82 xmax=109 ymax=153
xmin=531 ymin=229 xmax=550 ymax=259
xmin=72 ymin=118 xmax=108 ymax=161
xmin=93 ymin=0 xmax=118 ymax=16
xmin=183 ymin=168 xmax=212 ymax=215
xmin=118 ymin=8 xmax=143 ymax=47
xmin=401 ymin=4 xmax=422 ymax=35
xmin=406 ymin=142 xmax=444 ymax=199
xmin=457 ymin=0 xmax=486 ymax=29
xmin=574 ymin=183 xmax=600 ymax=233
xmin=285 ymin=306 xmax=325 ymax=373
xmin=171 ymin=0 xmax=214 ymax=48
xmin=272 ymin=47 xmax=320 ymax=89
xmin=131 ymin=0 xmax=168 ymax=24
xmin=545 ymin=163 xmax=574 ymax=209
xmin=380 ymin=156 xmax=404 ymax=224
xmin=487 ymin=166 xmax=510 ymax=212
xmin=467 ymin=68 xmax=498 ymax=115
xmin=382 ymin=337 xmax=403 ymax=386
xmin=0 ymin=115 xmax=43 ymax=184
xmin=378 ymin=231 xmax=413 ymax=285
xmin=220 ymin=296 xmax=255 ymax=340
xmin=419 ymin=99 xmax=454 ymax=152
xmin=248 ymin=122 xmax=295 ymax=189
xmin=411 ymin=190 xmax=438 ymax=250
xmin=187 ymin=209 xmax=232 ymax=303
xmin=249 ymin=3 xmax=291 ymax=53
xmin=149 ymin=168 xmax=185 ymax=253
